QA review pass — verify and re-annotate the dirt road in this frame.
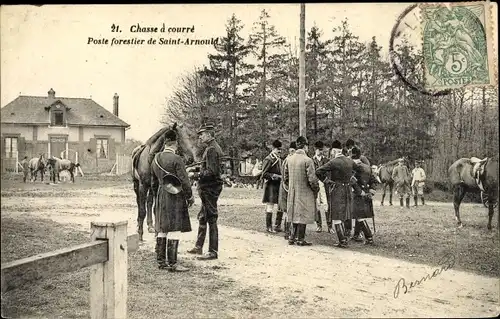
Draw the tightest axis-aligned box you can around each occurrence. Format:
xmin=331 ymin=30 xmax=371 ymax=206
xmin=1 ymin=185 xmax=498 ymax=318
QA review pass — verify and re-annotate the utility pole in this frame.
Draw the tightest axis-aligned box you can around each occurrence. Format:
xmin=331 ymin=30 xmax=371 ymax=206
xmin=299 ymin=3 xmax=306 ymax=137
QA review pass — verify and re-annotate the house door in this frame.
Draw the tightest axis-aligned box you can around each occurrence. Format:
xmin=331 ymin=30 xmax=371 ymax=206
xmin=50 ymin=136 xmax=67 ymax=158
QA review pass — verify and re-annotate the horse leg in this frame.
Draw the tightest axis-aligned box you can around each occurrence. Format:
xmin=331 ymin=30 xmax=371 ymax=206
xmin=389 ymin=183 xmax=394 ymax=206
xmin=381 ymin=184 xmax=386 ymax=206
xmin=453 ymin=184 xmax=466 ymax=228
xmin=135 ymin=181 xmax=147 ymax=241
xmin=146 ymin=187 xmax=155 ymax=233
xmin=40 ymin=170 xmax=44 ymax=182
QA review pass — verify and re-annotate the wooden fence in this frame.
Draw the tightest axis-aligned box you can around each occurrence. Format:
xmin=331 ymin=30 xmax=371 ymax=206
xmin=1 ymin=220 xmax=139 ymax=319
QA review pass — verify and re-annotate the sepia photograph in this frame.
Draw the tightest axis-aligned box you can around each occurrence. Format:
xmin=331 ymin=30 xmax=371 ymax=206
xmin=1 ymin=3 xmax=498 ymax=318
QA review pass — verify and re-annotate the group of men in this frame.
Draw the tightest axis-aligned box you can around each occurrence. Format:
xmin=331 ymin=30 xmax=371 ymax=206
xmin=259 ymin=137 xmax=377 ymax=248
xmin=392 ymin=158 xmax=427 ymax=207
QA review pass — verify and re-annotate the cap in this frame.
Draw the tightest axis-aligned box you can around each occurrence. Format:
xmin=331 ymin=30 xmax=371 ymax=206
xmin=197 ymin=123 xmax=215 ymax=135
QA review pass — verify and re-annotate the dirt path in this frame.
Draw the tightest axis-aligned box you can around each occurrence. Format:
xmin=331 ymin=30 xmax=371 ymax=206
xmin=1 ymin=186 xmax=498 ymax=318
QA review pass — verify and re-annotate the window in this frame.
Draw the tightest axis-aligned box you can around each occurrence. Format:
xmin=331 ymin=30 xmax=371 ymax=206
xmin=52 ymin=110 xmax=64 ymax=126
xmin=96 ymin=138 xmax=108 ymax=159
xmin=5 ymin=137 xmax=18 ymax=158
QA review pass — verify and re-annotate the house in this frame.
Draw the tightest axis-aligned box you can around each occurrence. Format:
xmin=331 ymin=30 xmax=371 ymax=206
xmin=1 ymin=88 xmax=130 ymax=173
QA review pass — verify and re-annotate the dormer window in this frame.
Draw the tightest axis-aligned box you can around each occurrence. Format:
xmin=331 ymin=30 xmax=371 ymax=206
xmin=52 ymin=109 xmax=65 ymax=126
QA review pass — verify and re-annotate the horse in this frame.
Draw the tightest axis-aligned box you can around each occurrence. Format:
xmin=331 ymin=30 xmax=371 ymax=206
xmin=28 ymin=154 xmax=47 ymax=182
xmin=448 ymin=156 xmax=498 ymax=230
xmin=373 ymin=158 xmax=404 ymax=206
xmin=132 ymin=123 xmax=199 ymax=241
xmin=46 ymin=157 xmax=81 ymax=183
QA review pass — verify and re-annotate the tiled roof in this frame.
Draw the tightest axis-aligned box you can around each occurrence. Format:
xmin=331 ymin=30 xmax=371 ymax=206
xmin=1 ymin=95 xmax=130 ymax=128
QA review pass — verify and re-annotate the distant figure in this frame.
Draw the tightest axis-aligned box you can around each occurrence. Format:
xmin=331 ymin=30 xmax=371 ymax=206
xmin=20 ymin=156 xmax=29 ymax=183
xmin=411 ymin=160 xmax=427 ymax=206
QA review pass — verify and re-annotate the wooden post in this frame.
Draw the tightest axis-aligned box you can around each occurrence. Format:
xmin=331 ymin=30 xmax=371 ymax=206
xmin=90 ymin=220 xmax=128 ymax=319
xmin=299 ymin=3 xmax=306 ymax=137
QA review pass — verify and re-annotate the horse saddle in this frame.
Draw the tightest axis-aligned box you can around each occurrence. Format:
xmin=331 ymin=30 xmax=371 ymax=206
xmin=470 ymin=157 xmax=488 ymax=192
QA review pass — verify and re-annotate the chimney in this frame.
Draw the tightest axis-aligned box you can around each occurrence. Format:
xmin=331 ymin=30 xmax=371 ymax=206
xmin=113 ymin=93 xmax=119 ymax=117
xmin=48 ymin=88 xmax=55 ymax=99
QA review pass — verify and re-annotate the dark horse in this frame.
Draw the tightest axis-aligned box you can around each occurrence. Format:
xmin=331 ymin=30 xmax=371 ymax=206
xmin=132 ymin=123 xmax=198 ymax=241
xmin=28 ymin=154 xmax=47 ymax=182
xmin=448 ymin=156 xmax=498 ymax=230
xmin=46 ymin=157 xmax=81 ymax=183
xmin=373 ymin=158 xmax=404 ymax=206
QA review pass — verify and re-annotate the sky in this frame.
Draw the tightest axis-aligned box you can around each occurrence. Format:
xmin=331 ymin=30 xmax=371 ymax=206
xmin=1 ymin=3 xmax=490 ymax=143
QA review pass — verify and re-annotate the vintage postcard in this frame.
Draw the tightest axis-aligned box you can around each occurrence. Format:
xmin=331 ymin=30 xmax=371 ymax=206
xmin=1 ymin=3 xmax=498 ymax=319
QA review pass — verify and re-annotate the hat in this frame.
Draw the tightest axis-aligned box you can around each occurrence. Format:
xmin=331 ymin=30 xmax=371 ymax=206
xmin=289 ymin=141 xmax=297 ymax=149
xmin=272 ymin=139 xmax=282 ymax=148
xmin=164 ymin=129 xmax=177 ymax=142
xmin=162 ymin=173 xmax=183 ymax=194
xmin=296 ymin=136 xmax=308 ymax=148
xmin=345 ymin=138 xmax=356 ymax=149
xmin=314 ymin=141 xmax=324 ymax=149
xmin=331 ymin=140 xmax=342 ymax=150
xmin=197 ymin=123 xmax=215 ymax=135
xmin=398 ymin=158 xmax=405 ymax=163
xmin=351 ymin=146 xmax=361 ymax=158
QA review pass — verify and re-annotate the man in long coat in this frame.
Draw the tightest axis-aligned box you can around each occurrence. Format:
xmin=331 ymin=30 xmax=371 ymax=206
xmin=351 ymin=147 xmax=376 ymax=244
xmin=284 ymin=136 xmax=319 ymax=246
xmin=278 ymin=141 xmax=296 ymax=240
xmin=261 ymin=139 xmax=283 ymax=233
xmin=316 ymin=140 xmax=357 ymax=248
xmin=392 ymin=158 xmax=412 ymax=208
xmin=151 ymin=130 xmax=194 ymax=272
xmin=187 ymin=123 xmax=224 ymax=260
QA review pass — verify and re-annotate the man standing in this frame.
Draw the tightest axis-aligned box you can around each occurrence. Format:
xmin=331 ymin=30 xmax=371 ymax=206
xmin=284 ymin=136 xmax=319 ymax=246
xmin=345 ymin=139 xmax=371 ymax=166
xmin=278 ymin=141 xmax=296 ymax=240
xmin=316 ymin=140 xmax=356 ymax=248
xmin=392 ymin=158 xmax=412 ymax=208
xmin=187 ymin=123 xmax=224 ymax=260
xmin=312 ymin=141 xmax=330 ymax=233
xmin=350 ymin=147 xmax=376 ymax=244
xmin=411 ymin=160 xmax=427 ymax=206
xmin=261 ymin=140 xmax=283 ymax=233
xmin=151 ymin=130 xmax=194 ymax=272
xmin=20 ymin=156 xmax=29 ymax=183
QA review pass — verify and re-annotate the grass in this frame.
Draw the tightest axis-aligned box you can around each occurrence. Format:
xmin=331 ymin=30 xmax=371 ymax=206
xmin=1 ymin=215 xmax=270 ymax=319
xmin=212 ymin=188 xmax=499 ymax=278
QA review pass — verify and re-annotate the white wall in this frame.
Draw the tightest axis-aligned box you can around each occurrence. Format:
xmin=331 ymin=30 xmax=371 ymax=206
xmin=38 ymin=126 xmax=79 ymax=141
xmin=0 ymin=124 xmax=33 ymax=140
xmin=83 ymin=127 xmax=123 ymax=142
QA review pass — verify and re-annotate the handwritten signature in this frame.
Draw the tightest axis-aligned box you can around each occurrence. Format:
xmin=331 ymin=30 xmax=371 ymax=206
xmin=393 ymin=253 xmax=456 ymax=299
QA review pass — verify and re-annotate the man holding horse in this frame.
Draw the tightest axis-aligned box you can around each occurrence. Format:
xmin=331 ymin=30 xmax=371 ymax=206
xmin=151 ymin=130 xmax=194 ymax=272
xmin=392 ymin=158 xmax=412 ymax=208
xmin=187 ymin=123 xmax=224 ymax=260
xmin=260 ymin=139 xmax=284 ymax=233
xmin=316 ymin=140 xmax=357 ymax=248
xmin=411 ymin=160 xmax=426 ymax=206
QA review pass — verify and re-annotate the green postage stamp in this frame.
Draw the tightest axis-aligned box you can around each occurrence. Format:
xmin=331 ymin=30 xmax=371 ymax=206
xmin=420 ymin=2 xmax=497 ymax=90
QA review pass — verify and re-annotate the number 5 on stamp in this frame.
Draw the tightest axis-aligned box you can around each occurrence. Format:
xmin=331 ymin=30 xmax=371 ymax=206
xmin=420 ymin=2 xmax=497 ymax=90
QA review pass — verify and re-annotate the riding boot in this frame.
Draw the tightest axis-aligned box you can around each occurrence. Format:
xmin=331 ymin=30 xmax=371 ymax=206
xmin=266 ymin=212 xmax=275 ymax=233
xmin=167 ymin=239 xmax=189 ymax=272
xmin=344 ymin=219 xmax=352 ymax=238
xmin=296 ymin=224 xmax=312 ymax=246
xmin=334 ymin=224 xmax=348 ymax=248
xmin=288 ymin=223 xmax=298 ymax=245
xmin=413 ymin=196 xmax=418 ymax=207
xmin=360 ymin=220 xmax=374 ymax=245
xmin=284 ymin=219 xmax=291 ymax=240
xmin=315 ymin=209 xmax=322 ymax=232
xmin=400 ymin=198 xmax=404 ymax=207
xmin=274 ymin=211 xmax=283 ymax=232
xmin=187 ymin=225 xmax=206 ymax=255
xmin=406 ymin=197 xmax=410 ymax=208
xmin=197 ymin=221 xmax=219 ymax=261
xmin=352 ymin=220 xmax=363 ymax=242
xmin=421 ymin=197 xmax=425 ymax=205
xmin=156 ymin=237 xmax=168 ymax=269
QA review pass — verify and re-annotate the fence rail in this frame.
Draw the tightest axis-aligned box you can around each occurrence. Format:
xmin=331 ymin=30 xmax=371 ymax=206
xmin=1 ymin=221 xmax=139 ymax=319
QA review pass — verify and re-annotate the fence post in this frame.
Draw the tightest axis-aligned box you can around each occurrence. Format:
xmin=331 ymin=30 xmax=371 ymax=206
xmin=89 ymin=220 xmax=128 ymax=319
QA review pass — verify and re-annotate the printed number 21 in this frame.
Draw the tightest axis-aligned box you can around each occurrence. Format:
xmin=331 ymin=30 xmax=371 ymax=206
xmin=111 ymin=24 xmax=120 ymax=32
